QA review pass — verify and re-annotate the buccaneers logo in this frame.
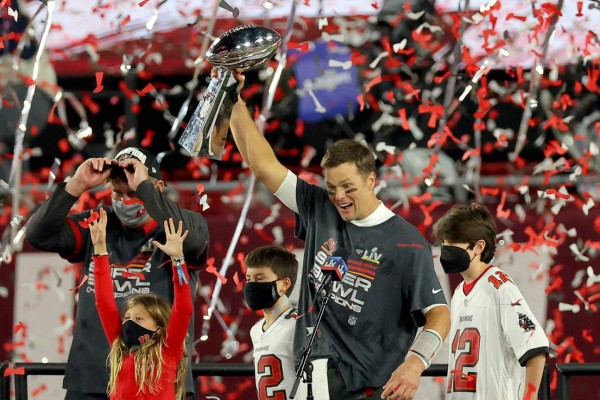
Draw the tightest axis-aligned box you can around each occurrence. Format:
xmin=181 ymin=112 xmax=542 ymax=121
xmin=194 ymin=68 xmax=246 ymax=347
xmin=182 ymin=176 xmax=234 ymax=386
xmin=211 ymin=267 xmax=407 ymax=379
xmin=518 ymin=312 xmax=536 ymax=332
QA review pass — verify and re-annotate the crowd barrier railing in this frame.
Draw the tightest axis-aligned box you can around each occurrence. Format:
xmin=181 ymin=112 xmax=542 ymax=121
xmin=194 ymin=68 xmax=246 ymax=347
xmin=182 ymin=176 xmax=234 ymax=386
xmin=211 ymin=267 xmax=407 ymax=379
xmin=0 ymin=361 xmax=571 ymax=400
xmin=556 ymin=362 xmax=600 ymax=400
xmin=1 ymin=361 xmax=10 ymax=400
xmin=10 ymin=362 xmax=256 ymax=400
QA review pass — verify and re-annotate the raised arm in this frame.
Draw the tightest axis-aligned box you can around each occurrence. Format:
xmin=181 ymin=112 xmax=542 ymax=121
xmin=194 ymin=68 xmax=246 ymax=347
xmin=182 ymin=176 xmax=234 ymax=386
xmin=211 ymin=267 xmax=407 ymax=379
xmin=228 ymin=71 xmax=288 ymax=194
xmin=163 ymin=260 xmax=193 ymax=356
xmin=26 ymin=158 xmax=112 ymax=259
xmin=90 ymin=208 xmax=122 ymax=343
xmin=152 ymin=219 xmax=193 ymax=357
xmin=116 ymin=158 xmax=209 ymax=266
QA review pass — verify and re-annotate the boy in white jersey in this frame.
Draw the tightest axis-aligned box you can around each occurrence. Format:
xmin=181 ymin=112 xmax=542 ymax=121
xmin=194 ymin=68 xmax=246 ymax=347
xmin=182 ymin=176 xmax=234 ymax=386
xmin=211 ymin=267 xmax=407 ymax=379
xmin=243 ymin=245 xmax=306 ymax=400
xmin=434 ymin=202 xmax=549 ymax=400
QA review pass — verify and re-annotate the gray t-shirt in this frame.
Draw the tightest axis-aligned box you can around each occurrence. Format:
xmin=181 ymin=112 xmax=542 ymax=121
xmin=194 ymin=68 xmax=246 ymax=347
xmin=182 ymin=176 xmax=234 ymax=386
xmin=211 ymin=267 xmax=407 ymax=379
xmin=293 ymin=178 xmax=446 ymax=391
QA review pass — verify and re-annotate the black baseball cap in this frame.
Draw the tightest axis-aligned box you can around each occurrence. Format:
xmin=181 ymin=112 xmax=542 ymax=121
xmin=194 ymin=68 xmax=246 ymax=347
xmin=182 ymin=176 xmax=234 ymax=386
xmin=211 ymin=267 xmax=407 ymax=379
xmin=113 ymin=147 xmax=162 ymax=180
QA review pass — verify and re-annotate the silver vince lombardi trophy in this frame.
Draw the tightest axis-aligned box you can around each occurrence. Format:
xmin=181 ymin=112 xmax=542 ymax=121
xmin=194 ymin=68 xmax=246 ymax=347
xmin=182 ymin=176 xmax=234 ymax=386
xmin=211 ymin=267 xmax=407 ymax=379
xmin=179 ymin=25 xmax=282 ymax=160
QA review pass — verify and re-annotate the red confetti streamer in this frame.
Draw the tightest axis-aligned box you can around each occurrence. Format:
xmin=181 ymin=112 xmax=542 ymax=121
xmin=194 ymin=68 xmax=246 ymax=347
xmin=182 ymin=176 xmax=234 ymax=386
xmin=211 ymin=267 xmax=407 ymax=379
xmin=17 ymin=72 xmax=36 ymax=86
xmin=3 ymin=341 xmax=25 ymax=352
xmin=462 ymin=148 xmax=481 ymax=161
xmin=506 ymin=13 xmax=527 ymax=22
xmin=206 ymin=266 xmax=227 ymax=284
xmin=575 ymin=1 xmax=583 ymax=17
xmin=364 ymin=75 xmax=382 ymax=93
xmin=543 ymin=115 xmax=569 ymax=132
xmin=496 ymin=191 xmax=510 ymax=220
xmin=545 ymin=277 xmax=563 ymax=294
xmin=397 ymin=108 xmax=410 ymax=130
xmin=433 ymin=69 xmax=451 ymax=85
xmin=422 ymin=153 xmax=439 ymax=176
xmin=136 ymin=83 xmax=155 ymax=97
xmin=357 ymin=94 xmax=365 ymax=111
xmin=138 ymin=0 xmax=150 ymax=6
xmin=288 ymin=76 xmax=297 ymax=89
xmin=410 ymin=192 xmax=432 ymax=205
xmin=120 ymin=15 xmax=131 ymax=28
xmin=233 ymin=272 xmax=243 ymax=293
xmin=4 ymin=366 xmax=25 ymax=377
xmin=119 ymin=80 xmax=135 ymax=100
xmin=523 ymin=383 xmax=537 ymax=400
xmin=82 ymin=93 xmax=101 ymax=114
xmin=93 ymin=72 xmax=104 ymax=94
xmin=418 ymin=104 xmax=445 ymax=128
xmin=237 ymin=252 xmax=247 ymax=273
xmin=78 ymin=210 xmax=100 ymax=229
xmin=13 ymin=321 xmax=26 ymax=334
xmin=288 ymin=42 xmax=310 ymax=52
xmin=140 ymin=129 xmax=155 ymax=147
xmin=31 ymin=383 xmax=47 ymax=397
xmin=544 ymin=188 xmax=571 ymax=200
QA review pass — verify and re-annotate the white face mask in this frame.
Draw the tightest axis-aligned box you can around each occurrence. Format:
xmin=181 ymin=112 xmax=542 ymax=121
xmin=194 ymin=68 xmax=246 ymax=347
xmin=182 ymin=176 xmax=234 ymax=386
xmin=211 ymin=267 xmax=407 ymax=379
xmin=112 ymin=199 xmax=148 ymax=227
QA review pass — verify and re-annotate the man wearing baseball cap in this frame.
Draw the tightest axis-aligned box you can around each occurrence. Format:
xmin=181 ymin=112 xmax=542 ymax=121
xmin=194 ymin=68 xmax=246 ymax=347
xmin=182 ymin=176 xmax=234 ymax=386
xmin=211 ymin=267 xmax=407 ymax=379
xmin=26 ymin=147 xmax=209 ymax=400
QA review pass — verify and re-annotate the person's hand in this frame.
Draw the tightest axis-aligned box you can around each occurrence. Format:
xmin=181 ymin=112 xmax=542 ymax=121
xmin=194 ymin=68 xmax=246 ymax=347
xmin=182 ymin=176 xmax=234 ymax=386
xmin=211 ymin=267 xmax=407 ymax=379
xmin=117 ymin=158 xmax=149 ymax=191
xmin=89 ymin=207 xmax=108 ymax=254
xmin=152 ymin=218 xmax=188 ymax=259
xmin=231 ymin=70 xmax=245 ymax=102
xmin=211 ymin=67 xmax=245 ymax=102
xmin=380 ymin=356 xmax=425 ymax=400
xmin=65 ymin=158 xmax=113 ymax=197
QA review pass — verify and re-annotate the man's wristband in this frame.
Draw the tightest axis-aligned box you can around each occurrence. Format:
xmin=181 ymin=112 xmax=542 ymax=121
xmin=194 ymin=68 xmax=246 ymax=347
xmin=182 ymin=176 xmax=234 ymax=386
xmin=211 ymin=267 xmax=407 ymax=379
xmin=406 ymin=329 xmax=443 ymax=369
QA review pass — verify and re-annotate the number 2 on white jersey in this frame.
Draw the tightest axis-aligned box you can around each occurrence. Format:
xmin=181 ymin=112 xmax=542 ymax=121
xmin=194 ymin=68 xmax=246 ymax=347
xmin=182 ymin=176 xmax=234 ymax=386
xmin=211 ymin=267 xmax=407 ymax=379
xmin=448 ymin=328 xmax=481 ymax=393
xmin=257 ymin=354 xmax=285 ymax=400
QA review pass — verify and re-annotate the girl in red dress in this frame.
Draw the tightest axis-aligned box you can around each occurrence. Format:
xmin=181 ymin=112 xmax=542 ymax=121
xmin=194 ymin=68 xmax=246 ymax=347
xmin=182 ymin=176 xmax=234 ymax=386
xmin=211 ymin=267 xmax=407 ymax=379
xmin=89 ymin=208 xmax=192 ymax=400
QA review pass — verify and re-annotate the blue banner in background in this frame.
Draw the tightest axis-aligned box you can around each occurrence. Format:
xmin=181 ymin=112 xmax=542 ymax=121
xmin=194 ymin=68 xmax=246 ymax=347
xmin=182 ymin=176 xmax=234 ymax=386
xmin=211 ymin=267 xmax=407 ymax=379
xmin=292 ymin=40 xmax=360 ymax=124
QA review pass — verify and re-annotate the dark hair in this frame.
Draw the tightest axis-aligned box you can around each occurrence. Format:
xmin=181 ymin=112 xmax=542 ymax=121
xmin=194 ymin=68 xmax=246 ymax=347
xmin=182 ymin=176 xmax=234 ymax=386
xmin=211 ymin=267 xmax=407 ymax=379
xmin=433 ymin=202 xmax=497 ymax=263
xmin=245 ymin=245 xmax=298 ymax=296
xmin=320 ymin=139 xmax=376 ymax=179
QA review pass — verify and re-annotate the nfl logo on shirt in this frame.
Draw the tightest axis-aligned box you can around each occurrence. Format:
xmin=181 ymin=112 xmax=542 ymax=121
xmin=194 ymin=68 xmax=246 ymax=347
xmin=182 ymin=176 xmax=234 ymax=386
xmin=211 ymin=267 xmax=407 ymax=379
xmin=348 ymin=315 xmax=357 ymax=325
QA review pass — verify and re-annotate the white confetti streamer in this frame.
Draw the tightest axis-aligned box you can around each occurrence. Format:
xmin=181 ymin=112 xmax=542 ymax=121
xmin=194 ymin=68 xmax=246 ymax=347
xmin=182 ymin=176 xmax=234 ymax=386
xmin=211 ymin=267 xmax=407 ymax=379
xmin=569 ymin=243 xmax=590 ymax=262
xmin=368 ymin=51 xmax=388 ymax=69
xmin=587 ymin=266 xmax=600 ymax=287
xmin=328 ymin=59 xmax=353 ymax=70
xmin=558 ymin=302 xmax=580 ymax=313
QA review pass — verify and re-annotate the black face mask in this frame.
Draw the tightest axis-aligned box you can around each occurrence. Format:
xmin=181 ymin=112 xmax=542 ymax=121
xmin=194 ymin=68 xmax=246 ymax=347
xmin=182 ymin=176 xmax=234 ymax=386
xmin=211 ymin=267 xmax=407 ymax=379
xmin=243 ymin=280 xmax=281 ymax=310
xmin=440 ymin=245 xmax=472 ymax=274
xmin=121 ymin=320 xmax=157 ymax=348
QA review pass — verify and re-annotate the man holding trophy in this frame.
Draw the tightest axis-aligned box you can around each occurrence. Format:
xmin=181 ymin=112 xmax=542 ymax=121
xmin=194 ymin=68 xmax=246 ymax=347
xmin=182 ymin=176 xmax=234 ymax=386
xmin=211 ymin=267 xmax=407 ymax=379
xmin=216 ymin=27 xmax=449 ymax=400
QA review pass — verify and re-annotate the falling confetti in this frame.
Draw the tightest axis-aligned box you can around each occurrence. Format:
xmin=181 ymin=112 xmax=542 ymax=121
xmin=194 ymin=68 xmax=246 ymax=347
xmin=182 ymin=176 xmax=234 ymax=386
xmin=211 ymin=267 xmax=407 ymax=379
xmin=218 ymin=0 xmax=239 ymax=18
